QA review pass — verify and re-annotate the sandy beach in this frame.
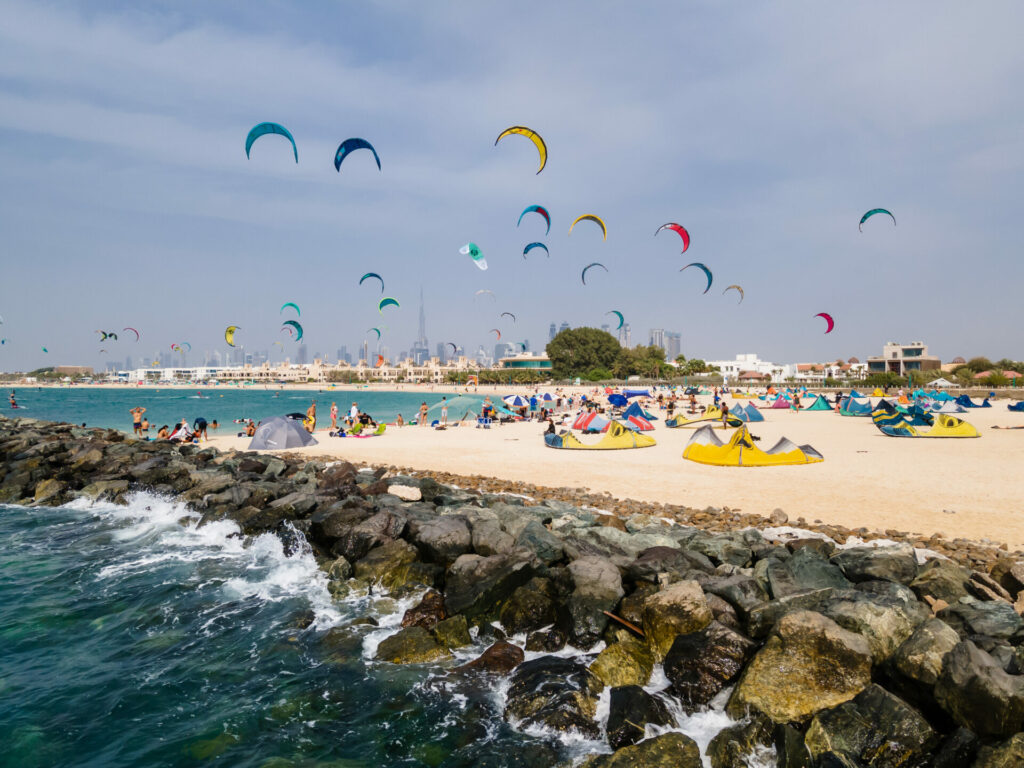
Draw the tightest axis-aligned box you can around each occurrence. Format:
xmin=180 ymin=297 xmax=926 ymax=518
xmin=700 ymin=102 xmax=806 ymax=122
xmin=208 ymin=397 xmax=1024 ymax=549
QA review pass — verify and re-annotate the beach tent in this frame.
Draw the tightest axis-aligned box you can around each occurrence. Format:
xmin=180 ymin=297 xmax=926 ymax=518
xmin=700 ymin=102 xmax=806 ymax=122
xmin=955 ymin=395 xmax=991 ymax=408
xmin=839 ymin=397 xmax=873 ymax=416
xmin=682 ymin=425 xmax=824 ymax=467
xmin=248 ymin=417 xmax=318 ymax=450
xmin=623 ymin=401 xmax=658 ymax=422
xmin=877 ymin=414 xmax=980 ymax=438
xmin=540 ymin=393 xmax=554 ymax=402
xmin=803 ymin=395 xmax=833 ymax=411
xmin=545 ymin=420 xmax=656 ymax=450
xmin=770 ymin=396 xmax=793 ymax=409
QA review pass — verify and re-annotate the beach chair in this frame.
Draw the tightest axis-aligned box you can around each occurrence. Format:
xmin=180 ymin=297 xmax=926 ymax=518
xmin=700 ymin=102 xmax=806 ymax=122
xmin=476 ymin=415 xmax=492 ymax=429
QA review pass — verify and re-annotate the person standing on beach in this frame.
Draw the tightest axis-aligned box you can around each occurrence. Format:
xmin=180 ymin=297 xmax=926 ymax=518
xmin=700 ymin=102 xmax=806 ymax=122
xmin=349 ymin=402 xmax=358 ymax=427
xmin=130 ymin=406 xmax=146 ymax=435
xmin=720 ymin=402 xmax=731 ymax=428
xmin=330 ymin=402 xmax=338 ymax=430
xmin=440 ymin=397 xmax=448 ymax=426
xmin=193 ymin=417 xmax=208 ymax=442
xmin=305 ymin=401 xmax=317 ymax=433
xmin=418 ymin=401 xmax=429 ymax=426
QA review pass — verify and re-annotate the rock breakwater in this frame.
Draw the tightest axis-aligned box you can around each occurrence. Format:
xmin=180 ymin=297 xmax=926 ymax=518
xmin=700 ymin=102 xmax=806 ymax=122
xmin=5 ymin=415 xmax=1024 ymax=766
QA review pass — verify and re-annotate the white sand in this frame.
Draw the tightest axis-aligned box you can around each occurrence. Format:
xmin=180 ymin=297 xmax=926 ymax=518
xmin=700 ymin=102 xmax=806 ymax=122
xmin=207 ymin=398 xmax=1024 ymax=549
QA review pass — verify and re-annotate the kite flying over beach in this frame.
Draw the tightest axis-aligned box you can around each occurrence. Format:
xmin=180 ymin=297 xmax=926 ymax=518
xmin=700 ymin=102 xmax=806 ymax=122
xmin=475 ymin=289 xmax=496 ymax=301
xmin=225 ymin=326 xmax=239 ymax=347
xmin=447 ymin=342 xmax=457 ymax=355
xmin=281 ymin=302 xmax=300 ymax=316
xmin=359 ymin=273 xmax=384 ymax=292
xmin=490 ymin=328 xmax=502 ymax=340
xmin=366 ymin=327 xmax=382 ymax=340
xmin=569 ymin=214 xmax=607 ymax=241
xmin=723 ymin=285 xmax=744 ymax=303
xmin=500 ymin=312 xmax=517 ymax=323
xmin=461 ymin=243 xmax=487 ymax=270
xmin=123 ymin=327 xmax=140 ymax=342
xmin=282 ymin=320 xmax=303 ymax=341
xmin=859 ymin=208 xmax=896 ymax=232
xmin=378 ymin=297 xmax=400 ymax=314
xmin=606 ymin=310 xmax=625 ymax=330
xmin=655 ymin=223 xmax=690 ymax=253
xmin=334 ymin=138 xmax=381 ymax=172
xmin=518 ymin=205 xmax=551 ymax=235
xmin=523 ymin=243 xmax=549 ymax=259
xmin=495 ymin=126 xmax=547 ymax=174
xmin=246 ymin=122 xmax=298 ymax=163
xmin=581 ymin=262 xmax=608 ymax=285
xmin=815 ymin=312 xmax=835 ymax=333
xmin=680 ymin=263 xmax=713 ymax=294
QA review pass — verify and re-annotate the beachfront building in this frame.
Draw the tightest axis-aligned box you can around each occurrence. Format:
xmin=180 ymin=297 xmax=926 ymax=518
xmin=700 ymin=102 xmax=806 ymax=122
xmin=707 ymin=354 xmax=791 ymax=383
xmin=498 ymin=353 xmax=552 ymax=371
xmin=866 ymin=342 xmax=941 ymax=376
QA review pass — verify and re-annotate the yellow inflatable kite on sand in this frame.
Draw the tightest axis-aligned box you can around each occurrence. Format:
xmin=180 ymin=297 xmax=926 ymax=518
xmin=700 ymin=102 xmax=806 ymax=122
xmin=545 ymin=421 xmax=655 ymax=450
xmin=683 ymin=425 xmax=824 ymax=467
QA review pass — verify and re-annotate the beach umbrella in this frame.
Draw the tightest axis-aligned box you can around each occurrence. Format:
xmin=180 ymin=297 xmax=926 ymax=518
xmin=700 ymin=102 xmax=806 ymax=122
xmin=608 ymin=394 xmax=628 ymax=407
xmin=248 ymin=416 xmax=318 ymax=450
xmin=504 ymin=395 xmax=529 ymax=407
xmin=540 ymin=393 xmax=554 ymax=401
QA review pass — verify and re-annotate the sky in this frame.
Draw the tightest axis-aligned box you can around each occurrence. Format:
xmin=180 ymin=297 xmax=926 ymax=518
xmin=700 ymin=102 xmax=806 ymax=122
xmin=1 ymin=1 xmax=1023 ymax=372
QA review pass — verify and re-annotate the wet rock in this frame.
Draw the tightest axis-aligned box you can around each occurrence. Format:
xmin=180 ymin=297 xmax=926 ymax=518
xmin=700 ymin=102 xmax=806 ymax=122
xmin=444 ymin=552 xmax=536 ymax=622
xmin=705 ymin=592 xmax=742 ymax=632
xmin=728 ymin=610 xmax=872 ymax=724
xmin=641 ymin=579 xmax=713 ymax=660
xmin=401 ymin=589 xmax=447 ymax=631
xmin=577 ymin=732 xmax=701 ymax=768
xmin=514 ymin=520 xmax=564 ymax=565
xmin=375 ymin=625 xmax=451 ymax=664
xmin=891 ymin=617 xmax=961 ymax=691
xmin=335 ymin=508 xmax=408 ymax=562
xmin=77 ymin=478 xmax=130 ymax=504
xmin=701 ymin=574 xmax=769 ymax=621
xmin=605 ymin=685 xmax=674 ymax=750
xmin=746 ymin=587 xmax=837 ymax=639
xmin=930 ymin=728 xmax=979 ymax=768
xmin=618 ymin=582 xmax=659 ymax=627
xmin=31 ymin=478 xmax=67 ymax=504
xmin=973 ymin=732 xmax=1024 ymax=768
xmin=803 ymin=684 xmax=938 ymax=768
xmin=706 ymin=714 xmax=773 ymax=768
xmin=909 ymin=558 xmax=971 ymax=604
xmin=567 ymin=556 xmax=624 ymax=647
xmin=831 ymin=544 xmax=918 ymax=585
xmin=588 ymin=639 xmax=654 ymax=689
xmin=504 ymin=656 xmax=599 ymax=739
xmin=407 ymin=515 xmax=471 ymax=565
xmin=938 ymin=597 xmax=1023 ymax=640
xmin=934 ymin=640 xmax=1024 ymax=736
xmin=470 ymin=519 xmax=515 ymax=556
xmin=525 ymin=628 xmax=566 ymax=653
xmin=821 ymin=592 xmax=929 ymax=663
xmin=625 ymin=546 xmax=715 ymax=585
xmin=352 ymin=539 xmax=419 ymax=592
xmin=499 ymin=578 xmax=559 ymax=636
xmin=663 ymin=620 xmax=757 ymax=711
xmin=774 ymin=724 xmax=812 ymax=768
xmin=432 ymin=615 xmax=471 ymax=649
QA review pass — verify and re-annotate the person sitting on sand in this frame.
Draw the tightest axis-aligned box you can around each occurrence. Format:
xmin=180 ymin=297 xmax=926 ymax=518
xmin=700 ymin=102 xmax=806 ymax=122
xmin=245 ymin=420 xmax=257 ymax=437
xmin=545 ymin=419 xmax=556 ymax=435
xmin=395 ymin=413 xmax=405 ymax=427
xmin=156 ymin=425 xmax=170 ymax=439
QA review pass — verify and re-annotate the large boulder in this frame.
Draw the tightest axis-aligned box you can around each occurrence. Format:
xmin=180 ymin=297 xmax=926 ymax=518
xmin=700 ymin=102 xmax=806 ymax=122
xmin=728 ymin=610 xmax=872 ymax=724
xmin=663 ymin=621 xmax=757 ymax=711
xmin=588 ymin=639 xmax=654 ymax=689
xmin=576 ymin=732 xmax=702 ymax=768
xmin=375 ymin=626 xmax=451 ymax=664
xmin=352 ymin=539 xmax=420 ymax=592
xmin=499 ymin=578 xmax=560 ymax=636
xmin=890 ymin=618 xmax=961 ymax=691
xmin=407 ymin=515 xmax=472 ymax=565
xmin=821 ymin=592 xmax=929 ymax=663
xmin=831 ymin=545 xmax=918 ymax=585
xmin=973 ymin=733 xmax=1024 ymax=768
xmin=803 ymin=684 xmax=938 ymax=767
xmin=701 ymin=573 xmax=769 ymax=621
xmin=641 ymin=579 xmax=713 ymax=660
xmin=504 ymin=655 xmax=600 ymax=739
xmin=605 ymin=686 xmax=674 ymax=750
xmin=444 ymin=553 xmax=536 ymax=622
xmin=335 ymin=508 xmax=408 ymax=562
xmin=938 ymin=597 xmax=1023 ymax=640
xmin=706 ymin=715 xmax=773 ymax=768
xmin=566 ymin=556 xmax=624 ymax=647
xmin=514 ymin=520 xmax=564 ymax=565
xmin=454 ymin=640 xmax=524 ymax=675
xmin=401 ymin=589 xmax=447 ymax=631
xmin=470 ymin=519 xmax=515 ymax=556
xmin=432 ymin=615 xmax=472 ymax=649
xmin=934 ymin=640 xmax=1024 ymax=736
xmin=761 ymin=547 xmax=851 ymax=598
xmin=626 ymin=546 xmax=715 ymax=585
xmin=686 ymin=531 xmax=753 ymax=567
xmin=930 ymin=728 xmax=980 ymax=768
xmin=909 ymin=558 xmax=972 ymax=604
xmin=990 ymin=558 xmax=1024 ymax=597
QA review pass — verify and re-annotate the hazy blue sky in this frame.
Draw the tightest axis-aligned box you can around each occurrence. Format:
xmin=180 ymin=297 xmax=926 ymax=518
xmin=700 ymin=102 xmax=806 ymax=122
xmin=1 ymin=1 xmax=1023 ymax=371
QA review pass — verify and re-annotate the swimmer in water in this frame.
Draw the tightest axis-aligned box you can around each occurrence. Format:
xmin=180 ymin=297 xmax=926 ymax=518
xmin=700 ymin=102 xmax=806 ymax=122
xmin=9 ymin=391 xmax=17 ymax=409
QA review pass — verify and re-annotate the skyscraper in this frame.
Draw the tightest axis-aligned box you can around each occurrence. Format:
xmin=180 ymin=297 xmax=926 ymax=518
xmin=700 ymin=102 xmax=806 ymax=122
xmin=559 ymin=321 xmax=570 ymax=335
xmin=411 ymin=286 xmax=429 ymax=365
xmin=665 ymin=332 xmax=682 ymax=360
xmin=296 ymin=344 xmax=308 ymax=365
xmin=548 ymin=323 xmax=557 ymax=341
xmin=649 ymin=329 xmax=665 ymax=349
xmin=618 ymin=324 xmax=632 ymax=347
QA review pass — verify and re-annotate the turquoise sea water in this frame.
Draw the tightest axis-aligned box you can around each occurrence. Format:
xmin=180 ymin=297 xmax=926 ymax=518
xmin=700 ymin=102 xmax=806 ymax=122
xmin=3 ymin=388 xmax=472 ymax=433
xmin=0 ymin=495 xmax=584 ymax=768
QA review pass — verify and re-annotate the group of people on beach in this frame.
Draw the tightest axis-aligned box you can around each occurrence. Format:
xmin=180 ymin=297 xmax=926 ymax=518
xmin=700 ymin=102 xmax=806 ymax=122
xmin=130 ymin=406 xmax=217 ymax=443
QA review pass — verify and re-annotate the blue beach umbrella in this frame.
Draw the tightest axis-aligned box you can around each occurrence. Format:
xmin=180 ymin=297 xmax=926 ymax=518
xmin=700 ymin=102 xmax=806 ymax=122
xmin=503 ymin=395 xmax=529 ymax=407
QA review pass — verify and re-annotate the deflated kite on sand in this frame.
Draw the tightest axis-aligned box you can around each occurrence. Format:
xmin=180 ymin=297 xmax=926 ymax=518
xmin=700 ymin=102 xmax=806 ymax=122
xmin=545 ymin=421 xmax=655 ymax=450
xmin=682 ymin=425 xmax=824 ymax=467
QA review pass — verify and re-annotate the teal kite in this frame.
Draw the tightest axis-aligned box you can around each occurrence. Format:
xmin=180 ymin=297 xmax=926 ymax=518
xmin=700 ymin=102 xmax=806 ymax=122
xmin=859 ymin=208 xmax=896 ymax=232
xmin=367 ymin=327 xmax=382 ymax=340
xmin=461 ymin=242 xmax=487 ymax=271
xmin=378 ymin=297 xmax=400 ymax=313
xmin=280 ymin=302 xmax=301 ymax=316
xmin=581 ymin=262 xmax=607 ymax=285
xmin=680 ymin=262 xmax=712 ymax=294
xmin=518 ymin=205 xmax=551 ymax=235
xmin=282 ymin=320 xmax=303 ymax=341
xmin=246 ymin=122 xmax=298 ymax=163
xmin=359 ymin=272 xmax=384 ymax=292
xmin=606 ymin=310 xmax=624 ymax=330
xmin=523 ymin=242 xmax=549 ymax=259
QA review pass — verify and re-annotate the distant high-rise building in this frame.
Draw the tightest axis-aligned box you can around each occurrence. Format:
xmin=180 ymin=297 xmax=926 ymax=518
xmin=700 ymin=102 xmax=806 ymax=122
xmin=361 ymin=339 xmax=369 ymax=364
xmin=411 ymin=286 xmax=429 ymax=365
xmin=649 ymin=329 xmax=665 ymax=349
xmin=618 ymin=323 xmax=632 ymax=347
xmin=494 ymin=342 xmax=514 ymax=361
xmin=559 ymin=321 xmax=570 ymax=335
xmin=600 ymin=324 xmax=610 ymax=334
xmin=296 ymin=344 xmax=308 ymax=365
xmin=436 ymin=342 xmax=448 ymax=364
xmin=665 ymin=332 xmax=682 ymax=360
xmin=549 ymin=323 xmax=557 ymax=341
xmin=124 ymin=356 xmax=133 ymax=371
xmin=337 ymin=346 xmax=351 ymax=364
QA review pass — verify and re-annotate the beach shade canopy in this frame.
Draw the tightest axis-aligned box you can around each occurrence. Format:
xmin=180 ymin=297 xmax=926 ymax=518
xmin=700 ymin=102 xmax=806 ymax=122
xmin=608 ymin=393 xmax=628 ymax=407
xmin=503 ymin=395 xmax=529 ymax=407
xmin=248 ymin=416 xmax=318 ymax=450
